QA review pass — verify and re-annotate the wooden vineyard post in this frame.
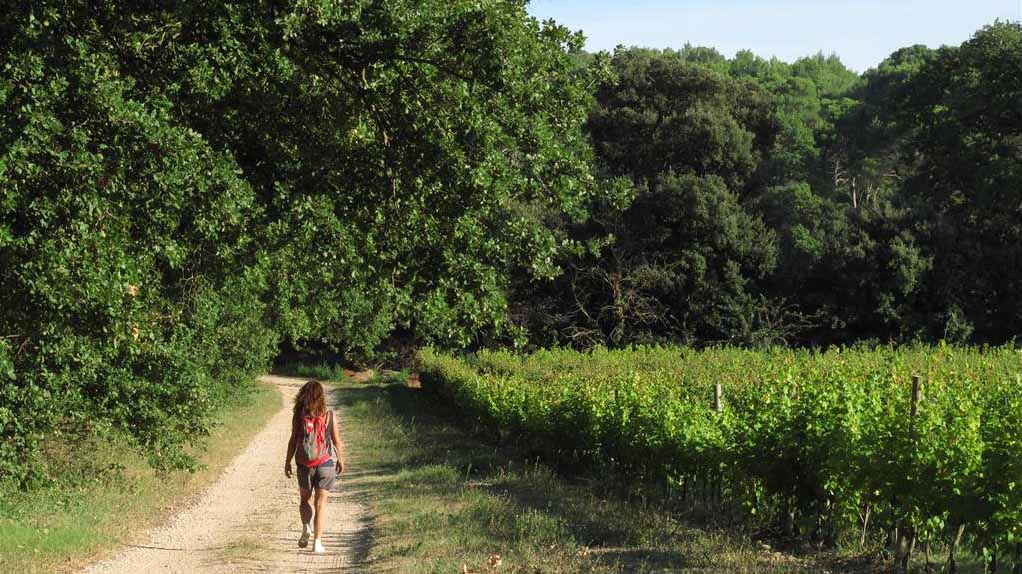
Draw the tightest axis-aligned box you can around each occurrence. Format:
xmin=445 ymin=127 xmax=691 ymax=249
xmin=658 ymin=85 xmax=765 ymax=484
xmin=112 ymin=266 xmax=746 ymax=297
xmin=1013 ymin=542 xmax=1021 ymax=574
xmin=711 ymin=384 xmax=723 ymax=514
xmin=898 ymin=375 xmax=923 ymax=573
xmin=910 ymin=375 xmax=922 ymax=435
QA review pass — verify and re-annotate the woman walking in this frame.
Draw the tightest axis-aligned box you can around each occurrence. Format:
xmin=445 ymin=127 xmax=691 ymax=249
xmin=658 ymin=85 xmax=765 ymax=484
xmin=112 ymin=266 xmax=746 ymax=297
xmin=284 ymin=380 xmax=345 ymax=553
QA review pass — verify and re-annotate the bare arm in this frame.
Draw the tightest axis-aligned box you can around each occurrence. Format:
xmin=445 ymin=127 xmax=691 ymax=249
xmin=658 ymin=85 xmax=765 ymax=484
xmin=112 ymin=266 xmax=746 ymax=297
xmin=284 ymin=415 xmax=297 ymax=477
xmin=331 ymin=411 xmax=345 ymax=475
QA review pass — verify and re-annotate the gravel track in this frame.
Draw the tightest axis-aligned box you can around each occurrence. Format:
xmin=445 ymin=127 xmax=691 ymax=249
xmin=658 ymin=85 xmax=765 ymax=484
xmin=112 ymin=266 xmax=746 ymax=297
xmin=82 ymin=375 xmax=370 ymax=574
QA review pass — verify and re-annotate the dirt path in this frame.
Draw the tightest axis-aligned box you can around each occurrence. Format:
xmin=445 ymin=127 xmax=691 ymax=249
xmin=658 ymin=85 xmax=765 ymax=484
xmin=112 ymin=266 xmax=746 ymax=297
xmin=83 ymin=375 xmax=371 ymax=574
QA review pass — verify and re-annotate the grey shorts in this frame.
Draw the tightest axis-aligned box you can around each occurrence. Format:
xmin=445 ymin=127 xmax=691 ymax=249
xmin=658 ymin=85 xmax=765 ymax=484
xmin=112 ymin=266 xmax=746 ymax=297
xmin=296 ymin=461 xmax=336 ymax=491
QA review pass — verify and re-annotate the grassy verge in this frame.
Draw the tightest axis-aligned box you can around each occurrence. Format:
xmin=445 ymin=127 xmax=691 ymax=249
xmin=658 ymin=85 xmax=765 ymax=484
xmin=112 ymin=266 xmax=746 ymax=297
xmin=0 ymin=379 xmax=281 ymax=574
xmin=333 ymin=379 xmax=810 ymax=574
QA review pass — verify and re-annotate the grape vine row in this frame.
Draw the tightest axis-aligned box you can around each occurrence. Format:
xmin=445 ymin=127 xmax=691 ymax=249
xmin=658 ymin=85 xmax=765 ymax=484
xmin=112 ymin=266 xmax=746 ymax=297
xmin=418 ymin=345 xmax=1022 ymax=566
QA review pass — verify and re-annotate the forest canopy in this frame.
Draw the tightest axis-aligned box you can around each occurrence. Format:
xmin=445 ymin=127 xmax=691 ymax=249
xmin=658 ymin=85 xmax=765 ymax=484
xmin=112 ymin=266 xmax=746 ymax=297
xmin=518 ymin=22 xmax=1022 ymax=349
xmin=0 ymin=0 xmax=606 ymax=484
xmin=1 ymin=1 xmax=1020 ymax=486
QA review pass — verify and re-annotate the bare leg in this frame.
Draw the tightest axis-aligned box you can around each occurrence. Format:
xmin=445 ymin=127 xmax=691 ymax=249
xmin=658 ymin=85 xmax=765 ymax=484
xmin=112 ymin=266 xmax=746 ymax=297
xmin=299 ymin=487 xmax=314 ymax=527
xmin=313 ymin=487 xmax=329 ymax=540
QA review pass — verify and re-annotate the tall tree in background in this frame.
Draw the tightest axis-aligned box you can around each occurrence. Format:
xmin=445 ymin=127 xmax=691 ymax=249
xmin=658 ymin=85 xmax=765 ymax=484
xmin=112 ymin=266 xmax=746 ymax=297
xmin=897 ymin=22 xmax=1022 ymax=342
xmin=512 ymin=26 xmax=1022 ymax=348
xmin=517 ymin=48 xmax=782 ymax=346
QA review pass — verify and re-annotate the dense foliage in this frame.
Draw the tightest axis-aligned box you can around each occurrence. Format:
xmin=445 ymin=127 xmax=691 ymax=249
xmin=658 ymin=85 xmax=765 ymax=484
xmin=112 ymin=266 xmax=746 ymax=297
xmin=419 ymin=345 xmax=1022 ymax=564
xmin=514 ymin=22 xmax=1022 ymax=349
xmin=0 ymin=1 xmax=603 ymax=486
xmin=3 ymin=0 xmax=1020 ymax=508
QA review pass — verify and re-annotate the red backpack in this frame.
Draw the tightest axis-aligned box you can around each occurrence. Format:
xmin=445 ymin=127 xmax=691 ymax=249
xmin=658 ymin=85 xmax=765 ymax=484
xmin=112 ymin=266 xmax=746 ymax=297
xmin=297 ymin=411 xmax=332 ymax=467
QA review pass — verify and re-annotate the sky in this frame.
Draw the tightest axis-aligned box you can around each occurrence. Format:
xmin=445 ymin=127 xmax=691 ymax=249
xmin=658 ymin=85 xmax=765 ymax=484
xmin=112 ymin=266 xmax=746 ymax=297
xmin=527 ymin=0 xmax=1022 ymax=72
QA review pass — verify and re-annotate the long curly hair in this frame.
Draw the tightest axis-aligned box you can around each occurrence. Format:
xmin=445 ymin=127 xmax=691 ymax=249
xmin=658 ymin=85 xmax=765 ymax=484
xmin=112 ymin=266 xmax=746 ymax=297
xmin=294 ymin=380 xmax=327 ymax=417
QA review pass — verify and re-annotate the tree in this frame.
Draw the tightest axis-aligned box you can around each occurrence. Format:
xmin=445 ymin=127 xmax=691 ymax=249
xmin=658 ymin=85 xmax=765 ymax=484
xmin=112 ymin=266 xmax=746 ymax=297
xmin=0 ymin=0 xmax=608 ymax=484
xmin=895 ymin=22 xmax=1022 ymax=342
xmin=588 ymin=48 xmax=771 ymax=192
xmin=0 ymin=8 xmax=276 ymax=482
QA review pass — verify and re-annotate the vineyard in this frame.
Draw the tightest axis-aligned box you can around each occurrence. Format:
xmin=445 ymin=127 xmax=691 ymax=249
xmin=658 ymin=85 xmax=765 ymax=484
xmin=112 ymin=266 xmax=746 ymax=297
xmin=418 ymin=345 xmax=1022 ymax=569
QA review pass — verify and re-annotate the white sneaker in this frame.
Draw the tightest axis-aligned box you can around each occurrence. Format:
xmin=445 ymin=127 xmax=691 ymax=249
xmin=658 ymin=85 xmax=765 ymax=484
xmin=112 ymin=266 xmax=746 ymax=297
xmin=298 ymin=524 xmax=311 ymax=548
xmin=313 ymin=539 xmax=325 ymax=554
